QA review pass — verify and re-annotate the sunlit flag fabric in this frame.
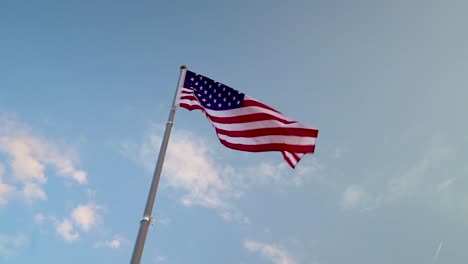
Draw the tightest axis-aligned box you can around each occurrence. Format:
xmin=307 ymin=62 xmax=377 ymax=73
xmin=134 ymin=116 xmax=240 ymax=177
xmin=178 ymin=70 xmax=318 ymax=168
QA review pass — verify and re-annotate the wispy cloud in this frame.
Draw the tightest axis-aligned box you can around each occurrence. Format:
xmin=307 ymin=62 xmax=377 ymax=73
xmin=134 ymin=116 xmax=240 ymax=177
xmin=432 ymin=241 xmax=443 ymax=263
xmin=0 ymin=115 xmax=103 ymax=243
xmin=0 ymin=115 xmax=88 ymax=202
xmin=0 ymin=234 xmax=27 ymax=255
xmin=334 ymin=147 xmax=345 ymax=159
xmin=244 ymin=240 xmax=296 ymax=264
xmin=437 ymin=178 xmax=456 ymax=192
xmin=155 ymin=255 xmax=166 ymax=262
xmin=343 ymin=136 xmax=455 ymax=211
xmin=121 ymin=123 xmax=321 ymax=222
xmin=34 ymin=213 xmax=45 ymax=225
xmin=71 ymin=203 xmax=100 ymax=232
xmin=341 ymin=184 xmax=371 ymax=210
xmin=54 ymin=203 xmax=101 ymax=242
xmin=0 ymin=163 xmax=15 ymax=205
xmin=56 ymin=219 xmax=79 ymax=242
xmin=247 ymin=161 xmax=322 ymax=187
xmin=94 ymin=235 xmax=125 ymax=249
xmin=121 ymin=125 xmax=239 ymax=210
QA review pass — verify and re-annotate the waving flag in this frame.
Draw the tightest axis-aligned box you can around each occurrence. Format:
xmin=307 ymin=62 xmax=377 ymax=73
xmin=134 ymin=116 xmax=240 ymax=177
xmin=178 ymin=70 xmax=318 ymax=168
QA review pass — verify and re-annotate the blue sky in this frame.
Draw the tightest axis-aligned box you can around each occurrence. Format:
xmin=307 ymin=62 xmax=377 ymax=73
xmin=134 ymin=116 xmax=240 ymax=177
xmin=1 ymin=0 xmax=468 ymax=263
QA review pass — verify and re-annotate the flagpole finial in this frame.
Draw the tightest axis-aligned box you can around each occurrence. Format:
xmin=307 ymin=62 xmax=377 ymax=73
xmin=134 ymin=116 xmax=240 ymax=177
xmin=180 ymin=65 xmax=187 ymax=70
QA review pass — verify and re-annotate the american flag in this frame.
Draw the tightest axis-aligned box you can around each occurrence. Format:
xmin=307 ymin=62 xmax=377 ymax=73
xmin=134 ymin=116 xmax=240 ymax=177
xmin=178 ymin=70 xmax=318 ymax=168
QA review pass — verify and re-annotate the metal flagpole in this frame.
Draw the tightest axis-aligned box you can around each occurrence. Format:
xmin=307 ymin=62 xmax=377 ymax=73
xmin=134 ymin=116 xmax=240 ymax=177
xmin=130 ymin=65 xmax=187 ymax=264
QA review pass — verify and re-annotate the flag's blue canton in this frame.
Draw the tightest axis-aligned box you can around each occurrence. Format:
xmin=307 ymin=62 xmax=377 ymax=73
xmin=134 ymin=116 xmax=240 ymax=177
xmin=184 ymin=70 xmax=245 ymax=111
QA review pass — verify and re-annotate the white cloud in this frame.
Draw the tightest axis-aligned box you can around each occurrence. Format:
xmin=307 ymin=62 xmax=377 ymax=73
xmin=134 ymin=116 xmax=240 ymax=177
xmin=54 ymin=203 xmax=100 ymax=242
xmin=221 ymin=210 xmax=250 ymax=224
xmin=247 ymin=161 xmax=321 ymax=187
xmin=23 ymin=182 xmax=47 ymax=200
xmin=163 ymin=132 xmax=232 ymax=209
xmin=341 ymin=184 xmax=370 ymax=210
xmin=344 ymin=136 xmax=456 ymax=211
xmin=0 ymin=116 xmax=88 ymax=202
xmin=94 ymin=236 xmax=124 ymax=249
xmin=56 ymin=219 xmax=79 ymax=242
xmin=437 ymin=178 xmax=456 ymax=192
xmin=155 ymin=255 xmax=166 ymax=262
xmin=71 ymin=203 xmax=100 ymax=232
xmin=0 ymin=234 xmax=27 ymax=255
xmin=334 ymin=147 xmax=345 ymax=159
xmin=155 ymin=215 xmax=171 ymax=226
xmin=244 ymin=240 xmax=296 ymax=264
xmin=121 ymin=124 xmax=322 ymax=219
xmin=122 ymin=125 xmax=237 ymax=210
xmin=432 ymin=241 xmax=443 ymax=263
xmin=34 ymin=213 xmax=45 ymax=224
xmin=1 ymin=138 xmax=47 ymax=184
xmin=0 ymin=164 xmax=15 ymax=205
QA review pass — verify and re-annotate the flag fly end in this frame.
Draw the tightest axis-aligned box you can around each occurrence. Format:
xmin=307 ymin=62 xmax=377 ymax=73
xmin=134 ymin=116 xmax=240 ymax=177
xmin=178 ymin=69 xmax=318 ymax=168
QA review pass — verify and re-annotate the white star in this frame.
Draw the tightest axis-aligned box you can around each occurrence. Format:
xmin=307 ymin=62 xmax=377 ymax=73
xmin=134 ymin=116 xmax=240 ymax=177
xmin=200 ymin=76 xmax=203 ymax=80
xmin=209 ymin=95 xmax=212 ymax=99
xmin=228 ymin=92 xmax=231 ymax=96
xmin=233 ymin=96 xmax=236 ymax=100
xmin=218 ymin=93 xmax=221 ymax=97
xmin=218 ymin=103 xmax=222 ymax=107
xmin=228 ymin=102 xmax=231 ymax=106
xmin=214 ymin=89 xmax=216 ymax=93
xmin=195 ymin=82 xmax=198 ymax=85
xmin=204 ymin=90 xmax=208 ymax=94
xmin=218 ymin=83 xmax=221 ymax=87
xmin=209 ymin=85 xmax=212 ymax=88
xmin=197 ymin=93 xmax=201 ymax=96
xmin=190 ymin=78 xmax=194 ymax=81
xmin=214 ymin=99 xmax=217 ymax=103
xmin=223 ymin=88 xmax=226 ymax=91
xmin=223 ymin=98 xmax=226 ymax=102
xmin=202 ymin=98 xmax=206 ymax=102
xmin=204 ymin=81 xmax=207 ymax=84
xmin=200 ymin=86 xmax=203 ymax=90
xmin=237 ymin=100 xmax=240 ymax=104
xmin=207 ymin=103 xmax=211 ymax=107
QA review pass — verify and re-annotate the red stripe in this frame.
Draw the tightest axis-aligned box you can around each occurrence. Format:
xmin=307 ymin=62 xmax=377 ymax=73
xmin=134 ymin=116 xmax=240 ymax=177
xmin=282 ymin=152 xmax=297 ymax=168
xmin=180 ymin=103 xmax=294 ymax=124
xmin=218 ymin=139 xmax=315 ymax=154
xmin=215 ymin=127 xmax=318 ymax=138
xmin=243 ymin=99 xmax=282 ymax=114
xmin=207 ymin=112 xmax=294 ymax=125
xmin=292 ymin=152 xmax=301 ymax=161
xmin=179 ymin=103 xmax=203 ymax=111
xmin=181 ymin=95 xmax=197 ymax=100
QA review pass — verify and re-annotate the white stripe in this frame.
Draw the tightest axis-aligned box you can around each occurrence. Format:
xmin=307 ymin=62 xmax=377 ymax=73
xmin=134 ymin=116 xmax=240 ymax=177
xmin=217 ymin=134 xmax=316 ymax=146
xmin=283 ymin=151 xmax=296 ymax=164
xmin=181 ymin=88 xmax=193 ymax=93
xmin=179 ymin=99 xmax=201 ymax=107
xmin=210 ymin=119 xmax=314 ymax=132
xmin=204 ymin=104 xmax=291 ymax=121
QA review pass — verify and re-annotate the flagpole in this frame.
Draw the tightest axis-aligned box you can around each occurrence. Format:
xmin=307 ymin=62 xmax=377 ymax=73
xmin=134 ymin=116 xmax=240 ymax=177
xmin=130 ymin=65 xmax=187 ymax=264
